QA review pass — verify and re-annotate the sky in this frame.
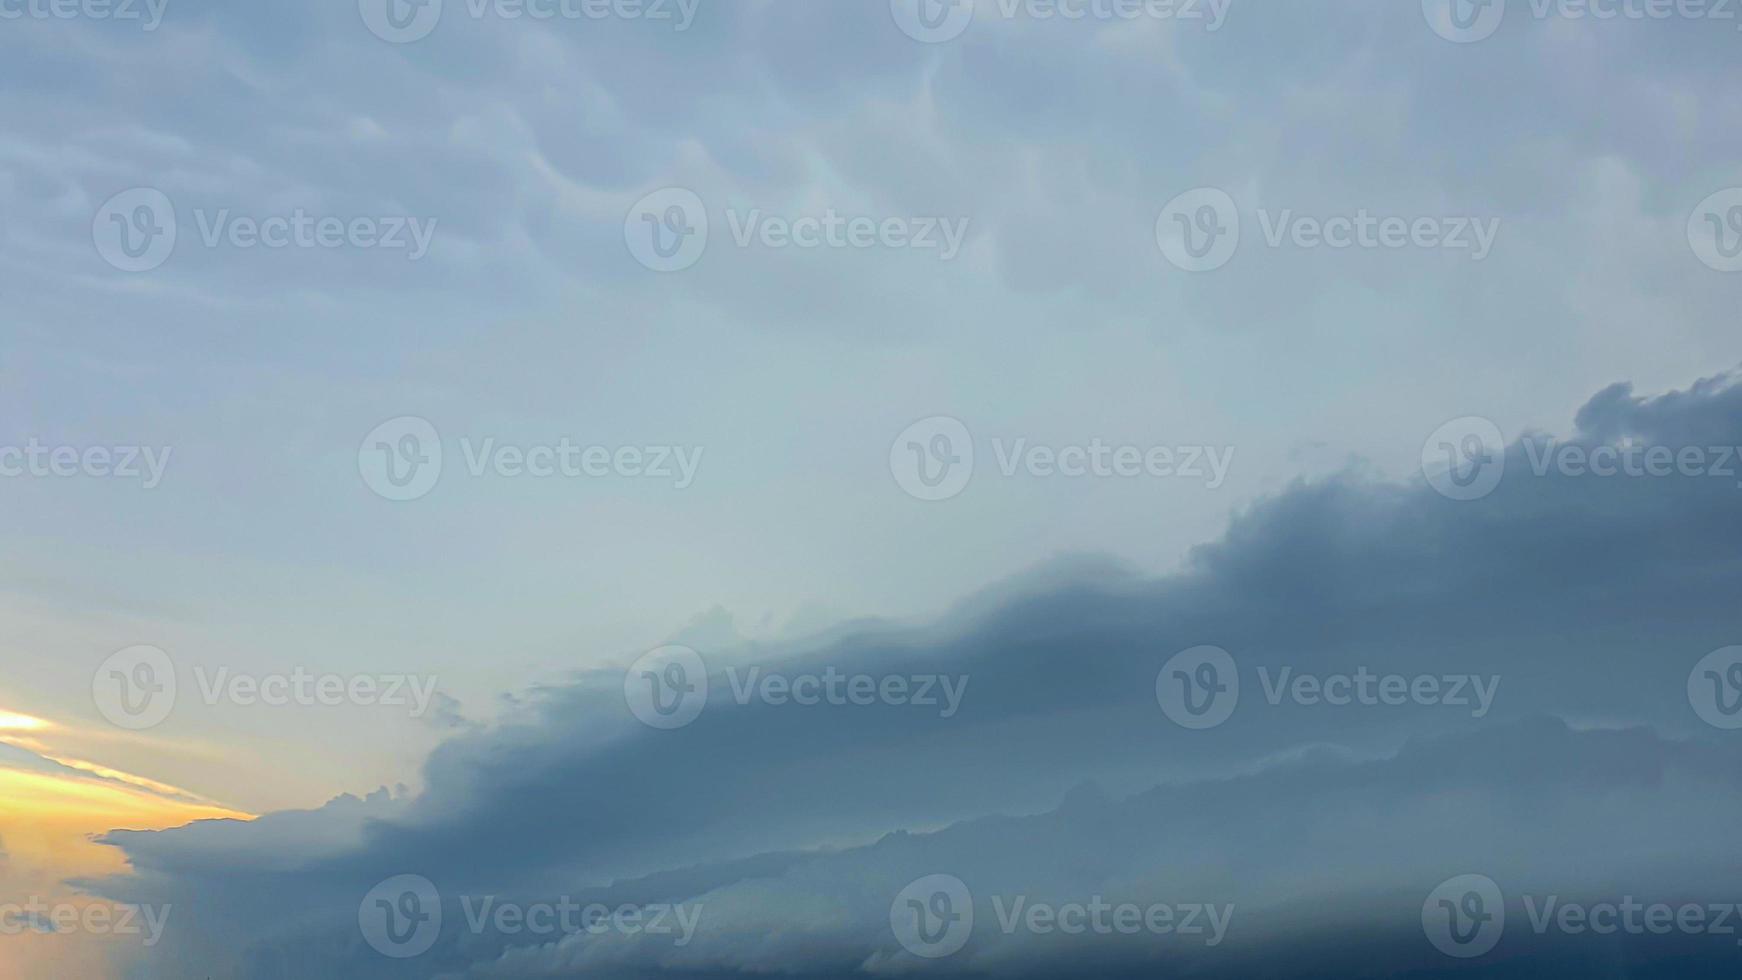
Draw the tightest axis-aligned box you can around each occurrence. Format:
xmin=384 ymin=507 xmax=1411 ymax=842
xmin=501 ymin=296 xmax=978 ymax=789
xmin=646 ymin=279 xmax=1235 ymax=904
xmin=1 ymin=0 xmax=1741 ymax=977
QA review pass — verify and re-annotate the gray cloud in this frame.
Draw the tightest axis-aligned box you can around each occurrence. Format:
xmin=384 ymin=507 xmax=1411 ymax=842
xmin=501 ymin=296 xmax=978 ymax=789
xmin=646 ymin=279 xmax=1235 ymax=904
xmin=463 ymin=718 xmax=1742 ymax=978
xmin=83 ymin=368 xmax=1742 ymax=977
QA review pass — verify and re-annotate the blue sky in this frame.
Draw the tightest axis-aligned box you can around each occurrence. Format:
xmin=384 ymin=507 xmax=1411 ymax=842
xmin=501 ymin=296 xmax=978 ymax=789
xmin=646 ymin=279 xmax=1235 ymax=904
xmin=2 ymin=1 xmax=1742 ymax=977
xmin=2 ymin=0 xmax=1736 ymax=808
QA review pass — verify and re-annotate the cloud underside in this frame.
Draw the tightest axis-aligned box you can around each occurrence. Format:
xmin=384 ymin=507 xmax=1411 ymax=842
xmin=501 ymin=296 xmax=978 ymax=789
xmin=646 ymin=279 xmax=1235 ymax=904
xmin=75 ymin=368 xmax=1742 ymax=977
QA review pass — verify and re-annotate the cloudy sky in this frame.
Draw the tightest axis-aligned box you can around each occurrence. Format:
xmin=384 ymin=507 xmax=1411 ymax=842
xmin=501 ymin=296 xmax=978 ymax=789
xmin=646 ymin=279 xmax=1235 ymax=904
xmin=1 ymin=0 xmax=1741 ymax=977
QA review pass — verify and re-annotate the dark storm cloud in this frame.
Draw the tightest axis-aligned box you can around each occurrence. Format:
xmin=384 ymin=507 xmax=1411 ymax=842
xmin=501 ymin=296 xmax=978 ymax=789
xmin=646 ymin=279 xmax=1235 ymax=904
xmin=83 ymin=368 xmax=1742 ymax=977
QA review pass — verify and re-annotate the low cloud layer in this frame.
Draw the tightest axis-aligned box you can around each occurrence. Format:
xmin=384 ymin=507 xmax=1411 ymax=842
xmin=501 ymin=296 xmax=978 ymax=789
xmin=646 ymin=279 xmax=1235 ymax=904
xmin=86 ymin=369 xmax=1742 ymax=977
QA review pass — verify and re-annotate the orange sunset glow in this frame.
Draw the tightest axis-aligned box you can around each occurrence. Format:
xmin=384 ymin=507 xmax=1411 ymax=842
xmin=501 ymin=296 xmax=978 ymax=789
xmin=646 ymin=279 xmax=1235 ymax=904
xmin=0 ymin=706 xmax=251 ymax=978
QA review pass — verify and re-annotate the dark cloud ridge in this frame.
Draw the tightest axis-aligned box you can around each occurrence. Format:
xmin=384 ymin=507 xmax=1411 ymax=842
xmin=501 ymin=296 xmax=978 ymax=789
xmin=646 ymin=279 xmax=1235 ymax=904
xmin=87 ymin=369 xmax=1742 ymax=978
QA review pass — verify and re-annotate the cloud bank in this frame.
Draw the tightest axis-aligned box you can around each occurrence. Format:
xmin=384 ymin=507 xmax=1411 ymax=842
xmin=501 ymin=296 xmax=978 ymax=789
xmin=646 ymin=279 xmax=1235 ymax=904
xmin=79 ymin=368 xmax=1742 ymax=977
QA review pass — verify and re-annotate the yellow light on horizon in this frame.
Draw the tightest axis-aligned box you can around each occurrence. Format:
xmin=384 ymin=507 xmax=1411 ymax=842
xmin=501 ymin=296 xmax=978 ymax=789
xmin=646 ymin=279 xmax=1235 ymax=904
xmin=0 ymin=710 xmax=51 ymax=731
